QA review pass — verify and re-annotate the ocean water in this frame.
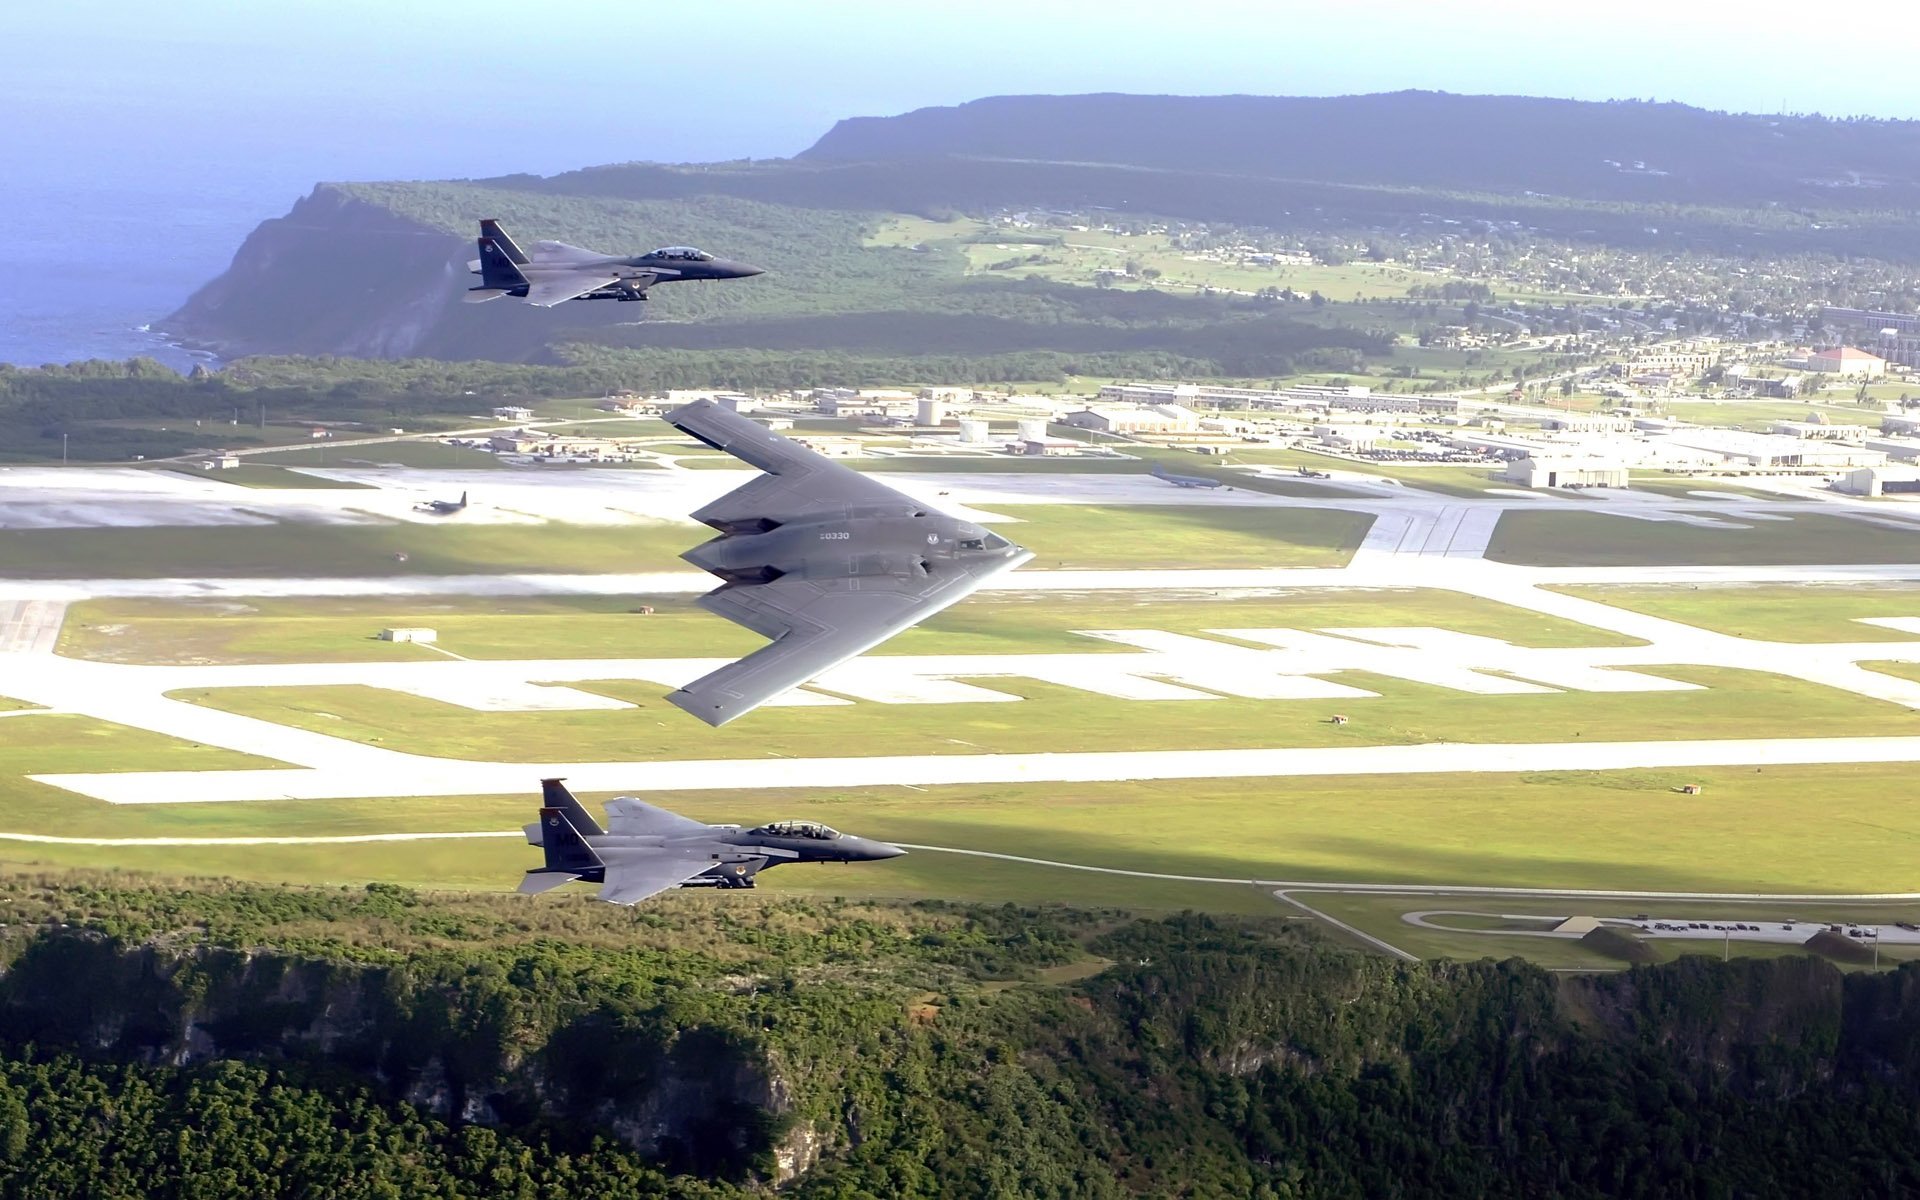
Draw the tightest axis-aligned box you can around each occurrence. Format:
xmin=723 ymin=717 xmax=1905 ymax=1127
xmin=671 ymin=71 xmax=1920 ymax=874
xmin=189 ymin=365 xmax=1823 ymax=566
xmin=4 ymin=101 xmax=819 ymax=372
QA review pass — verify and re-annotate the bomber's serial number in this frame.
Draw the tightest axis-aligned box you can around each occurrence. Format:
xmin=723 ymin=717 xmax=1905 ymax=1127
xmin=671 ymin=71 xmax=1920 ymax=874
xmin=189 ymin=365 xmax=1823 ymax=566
xmin=818 ymin=531 xmax=851 ymax=540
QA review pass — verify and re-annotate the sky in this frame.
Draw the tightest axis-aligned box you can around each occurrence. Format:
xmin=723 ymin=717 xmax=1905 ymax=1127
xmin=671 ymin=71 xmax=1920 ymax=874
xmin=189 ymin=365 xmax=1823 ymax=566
xmin=10 ymin=0 xmax=1920 ymax=189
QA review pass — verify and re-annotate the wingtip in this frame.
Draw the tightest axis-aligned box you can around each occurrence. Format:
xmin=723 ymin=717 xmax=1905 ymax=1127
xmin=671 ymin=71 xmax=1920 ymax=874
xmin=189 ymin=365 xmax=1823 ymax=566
xmin=665 ymin=687 xmax=734 ymax=727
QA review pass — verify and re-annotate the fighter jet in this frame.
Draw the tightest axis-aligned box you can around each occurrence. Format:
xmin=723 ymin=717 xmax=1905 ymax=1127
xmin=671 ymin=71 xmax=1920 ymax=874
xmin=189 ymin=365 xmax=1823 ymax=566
xmin=464 ymin=218 xmax=764 ymax=307
xmin=414 ymin=490 xmax=467 ymax=515
xmin=663 ymin=398 xmax=1034 ymax=726
xmin=1150 ymin=462 xmax=1225 ymax=489
xmin=519 ymin=778 xmax=906 ymax=904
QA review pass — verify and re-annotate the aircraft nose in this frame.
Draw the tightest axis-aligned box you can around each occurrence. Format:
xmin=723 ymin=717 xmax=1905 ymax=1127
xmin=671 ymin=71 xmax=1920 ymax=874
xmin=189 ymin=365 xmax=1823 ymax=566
xmin=729 ymin=261 xmax=765 ymax=278
xmin=861 ymin=839 xmax=908 ymax=860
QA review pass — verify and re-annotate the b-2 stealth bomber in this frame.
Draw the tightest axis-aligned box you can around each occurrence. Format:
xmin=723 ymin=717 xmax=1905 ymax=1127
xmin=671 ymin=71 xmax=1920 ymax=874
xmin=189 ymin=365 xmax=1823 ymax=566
xmin=662 ymin=398 xmax=1034 ymax=726
xmin=465 ymin=218 xmax=763 ymax=307
xmin=519 ymin=778 xmax=906 ymax=904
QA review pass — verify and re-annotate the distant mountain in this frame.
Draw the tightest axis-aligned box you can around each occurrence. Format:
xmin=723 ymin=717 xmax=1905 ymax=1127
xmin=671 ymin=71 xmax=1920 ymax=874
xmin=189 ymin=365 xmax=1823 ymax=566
xmin=164 ymin=91 xmax=1920 ymax=363
xmin=801 ymin=91 xmax=1920 ymax=207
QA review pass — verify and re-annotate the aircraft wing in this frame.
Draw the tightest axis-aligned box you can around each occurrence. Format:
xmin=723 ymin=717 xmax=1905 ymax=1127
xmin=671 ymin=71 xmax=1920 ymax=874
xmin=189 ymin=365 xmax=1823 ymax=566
xmin=667 ymin=398 xmax=917 ymax=528
xmin=668 ymin=553 xmax=1027 ymax=726
xmin=522 ymin=271 xmax=621 ymax=307
xmin=598 ymin=850 xmax=720 ymax=905
xmin=604 ymin=797 xmax=713 ymax=837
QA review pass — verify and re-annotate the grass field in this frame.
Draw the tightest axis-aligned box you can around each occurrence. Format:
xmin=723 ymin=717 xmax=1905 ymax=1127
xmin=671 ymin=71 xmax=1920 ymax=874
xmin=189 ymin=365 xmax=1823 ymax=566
xmin=169 ymin=666 xmax=1915 ymax=764
xmin=0 ymin=715 xmax=283 ymax=776
xmin=160 ymin=465 xmax=376 ymax=490
xmin=249 ymin=441 xmax=505 ymax=469
xmin=1624 ymin=476 xmax=1791 ymax=501
xmin=1664 ymin=400 xmax=1885 ymax=431
xmin=1 ymin=504 xmax=1367 ymax=580
xmin=1488 ymin=511 xmax=1920 ymax=567
xmin=5 ymin=760 xmax=1920 ymax=902
xmin=60 ymin=588 xmax=1633 ymax=665
xmin=1215 ymin=448 xmax=1516 ymax=497
xmin=985 ymin=504 xmax=1372 ymax=569
xmin=1552 ymin=583 xmax=1920 ymax=642
xmin=0 ymin=521 xmax=704 ymax=579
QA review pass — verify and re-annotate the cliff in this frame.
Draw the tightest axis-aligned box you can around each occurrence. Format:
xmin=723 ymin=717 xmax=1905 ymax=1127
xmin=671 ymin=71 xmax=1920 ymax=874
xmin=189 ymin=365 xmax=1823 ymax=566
xmin=3 ymin=875 xmax=1920 ymax=1197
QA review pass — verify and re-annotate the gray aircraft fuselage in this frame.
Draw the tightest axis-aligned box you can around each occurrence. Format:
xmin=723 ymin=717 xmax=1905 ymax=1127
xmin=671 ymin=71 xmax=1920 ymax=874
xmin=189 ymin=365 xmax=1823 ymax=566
xmin=682 ymin=509 xmax=1023 ymax=586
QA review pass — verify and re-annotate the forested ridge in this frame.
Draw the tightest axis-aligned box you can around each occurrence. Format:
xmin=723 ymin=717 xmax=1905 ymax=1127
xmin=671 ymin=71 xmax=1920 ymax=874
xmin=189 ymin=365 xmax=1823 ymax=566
xmin=0 ymin=872 xmax=1917 ymax=1198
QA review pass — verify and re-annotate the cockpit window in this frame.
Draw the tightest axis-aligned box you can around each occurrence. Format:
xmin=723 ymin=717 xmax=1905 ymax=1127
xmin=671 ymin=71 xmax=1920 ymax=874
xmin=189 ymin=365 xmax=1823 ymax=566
xmin=755 ymin=820 xmax=840 ymax=840
xmin=650 ymin=246 xmax=714 ymax=261
xmin=982 ymin=532 xmax=1011 ymax=550
xmin=959 ymin=538 xmax=984 ymax=551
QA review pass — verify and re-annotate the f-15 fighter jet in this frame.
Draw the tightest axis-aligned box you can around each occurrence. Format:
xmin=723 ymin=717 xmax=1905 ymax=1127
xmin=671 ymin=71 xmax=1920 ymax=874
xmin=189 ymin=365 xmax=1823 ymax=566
xmin=519 ymin=778 xmax=906 ymax=905
xmin=664 ymin=398 xmax=1034 ymax=726
xmin=464 ymin=218 xmax=763 ymax=307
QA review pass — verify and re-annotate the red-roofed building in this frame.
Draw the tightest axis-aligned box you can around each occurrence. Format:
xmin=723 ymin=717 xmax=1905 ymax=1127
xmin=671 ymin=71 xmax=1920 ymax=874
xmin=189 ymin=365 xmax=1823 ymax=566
xmin=1808 ymin=346 xmax=1887 ymax=378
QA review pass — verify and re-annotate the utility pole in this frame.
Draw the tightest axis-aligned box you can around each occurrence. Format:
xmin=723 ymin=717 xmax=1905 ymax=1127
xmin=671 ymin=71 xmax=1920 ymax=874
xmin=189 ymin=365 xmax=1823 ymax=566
xmin=62 ymin=433 xmax=68 ymax=465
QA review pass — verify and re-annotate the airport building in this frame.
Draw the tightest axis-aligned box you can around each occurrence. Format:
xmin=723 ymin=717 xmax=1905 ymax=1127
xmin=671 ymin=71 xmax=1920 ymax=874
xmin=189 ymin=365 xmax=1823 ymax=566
xmin=1504 ymin=457 xmax=1629 ymax=489
xmin=1838 ymin=466 xmax=1920 ymax=497
xmin=1658 ymin=429 xmax=1885 ymax=469
xmin=1062 ymin=405 xmax=1200 ymax=434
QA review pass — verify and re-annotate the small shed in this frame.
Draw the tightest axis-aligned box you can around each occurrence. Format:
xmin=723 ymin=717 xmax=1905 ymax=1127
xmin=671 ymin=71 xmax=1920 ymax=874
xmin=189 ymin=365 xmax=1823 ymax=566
xmin=379 ymin=627 xmax=437 ymax=644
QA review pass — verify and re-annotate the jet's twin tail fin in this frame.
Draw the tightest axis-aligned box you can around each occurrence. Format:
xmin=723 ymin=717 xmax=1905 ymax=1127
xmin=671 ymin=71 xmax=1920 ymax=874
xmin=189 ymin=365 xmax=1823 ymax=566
xmin=536 ymin=806 xmax=604 ymax=873
xmin=475 ymin=236 xmax=529 ymax=291
xmin=479 ymin=218 xmax=531 ymax=265
xmin=541 ymin=777 xmax=606 ymax=836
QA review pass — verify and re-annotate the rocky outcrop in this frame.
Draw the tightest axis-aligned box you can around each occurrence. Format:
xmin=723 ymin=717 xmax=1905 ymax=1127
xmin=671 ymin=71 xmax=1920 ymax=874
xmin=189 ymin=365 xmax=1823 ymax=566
xmin=0 ymin=933 xmax=812 ymax=1181
xmin=162 ymin=185 xmax=470 ymax=360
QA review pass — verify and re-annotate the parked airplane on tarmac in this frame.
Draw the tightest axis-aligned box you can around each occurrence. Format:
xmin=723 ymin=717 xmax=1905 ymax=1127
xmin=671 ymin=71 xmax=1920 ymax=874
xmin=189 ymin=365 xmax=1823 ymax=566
xmin=1150 ymin=461 xmax=1225 ymax=489
xmin=465 ymin=218 xmax=764 ymax=307
xmin=519 ymin=779 xmax=906 ymax=904
xmin=414 ymin=490 xmax=467 ymax=515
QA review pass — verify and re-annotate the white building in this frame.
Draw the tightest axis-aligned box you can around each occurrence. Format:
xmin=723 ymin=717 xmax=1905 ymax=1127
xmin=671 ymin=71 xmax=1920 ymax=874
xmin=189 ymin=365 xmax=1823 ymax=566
xmin=1839 ymin=466 xmax=1920 ymax=496
xmin=1504 ymin=457 xmax=1629 ymax=489
xmin=915 ymin=398 xmax=944 ymax=426
xmin=957 ymin=418 xmax=992 ymax=444
xmin=492 ymin=406 xmax=534 ymax=422
xmin=1314 ymin=424 xmax=1380 ymax=450
xmin=793 ymin=437 xmax=865 ymax=458
xmin=1062 ymin=405 xmax=1200 ymax=434
xmin=1660 ymin=429 xmax=1885 ymax=469
xmin=1808 ymin=347 xmax=1887 ymax=378
xmin=379 ymin=628 xmax=437 ymax=644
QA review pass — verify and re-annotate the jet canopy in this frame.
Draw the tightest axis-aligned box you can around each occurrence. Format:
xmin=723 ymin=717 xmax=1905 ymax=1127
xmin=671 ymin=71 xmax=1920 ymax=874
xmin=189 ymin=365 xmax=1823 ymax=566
xmin=957 ymin=530 xmax=1013 ymax=552
xmin=753 ymin=820 xmax=841 ymax=840
xmin=649 ymin=246 xmax=715 ymax=261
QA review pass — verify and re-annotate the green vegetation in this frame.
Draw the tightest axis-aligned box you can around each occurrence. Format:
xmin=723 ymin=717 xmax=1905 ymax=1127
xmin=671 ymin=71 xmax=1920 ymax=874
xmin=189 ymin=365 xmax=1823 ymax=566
xmin=169 ymin=666 xmax=1917 ymax=765
xmin=1622 ymin=475 xmax=1791 ymax=500
xmin=1488 ymin=511 xmax=1920 ymax=567
xmin=58 ymin=588 xmax=1634 ymax=666
xmin=0 ymin=504 xmax=1371 ymax=581
xmin=248 ymin=440 xmax=506 ymax=469
xmin=1554 ymin=582 xmax=1920 ymax=641
xmin=0 ymin=520 xmax=702 ymax=580
xmin=0 ymin=714 xmax=283 ymax=775
xmin=160 ymin=464 xmax=375 ymax=489
xmin=987 ymin=503 xmax=1372 ymax=568
xmin=4 ymin=874 xmax=1920 ymax=1197
xmin=12 ymin=760 xmax=1920 ymax=901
